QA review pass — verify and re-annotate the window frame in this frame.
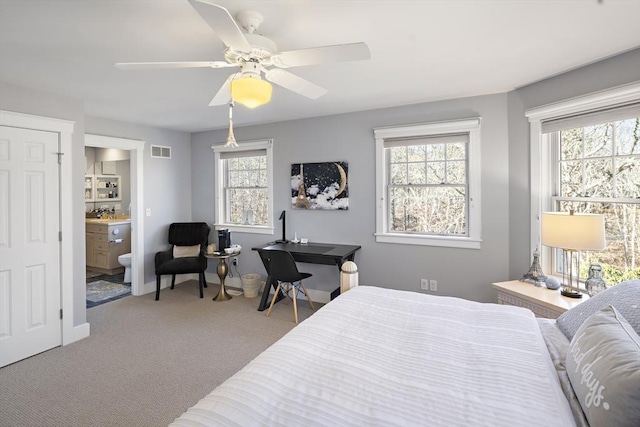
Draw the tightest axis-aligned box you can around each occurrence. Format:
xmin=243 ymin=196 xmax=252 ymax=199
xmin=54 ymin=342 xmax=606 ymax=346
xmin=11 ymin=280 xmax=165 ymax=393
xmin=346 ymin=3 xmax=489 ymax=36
xmin=526 ymin=82 xmax=640 ymax=280
xmin=374 ymin=118 xmax=482 ymax=249
xmin=212 ymin=139 xmax=274 ymax=235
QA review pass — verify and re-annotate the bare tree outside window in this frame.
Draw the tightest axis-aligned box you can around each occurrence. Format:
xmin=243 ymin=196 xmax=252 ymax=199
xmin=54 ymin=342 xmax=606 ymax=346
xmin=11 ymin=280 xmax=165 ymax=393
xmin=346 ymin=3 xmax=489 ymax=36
xmin=225 ymin=155 xmax=268 ymax=226
xmin=388 ymin=140 xmax=468 ymax=236
xmin=554 ymin=118 xmax=640 ymax=284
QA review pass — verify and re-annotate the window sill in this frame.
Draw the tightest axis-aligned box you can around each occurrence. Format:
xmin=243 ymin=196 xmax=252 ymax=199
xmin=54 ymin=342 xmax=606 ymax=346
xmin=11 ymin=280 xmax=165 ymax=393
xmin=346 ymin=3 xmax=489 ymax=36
xmin=214 ymin=224 xmax=274 ymax=235
xmin=375 ymin=232 xmax=482 ymax=249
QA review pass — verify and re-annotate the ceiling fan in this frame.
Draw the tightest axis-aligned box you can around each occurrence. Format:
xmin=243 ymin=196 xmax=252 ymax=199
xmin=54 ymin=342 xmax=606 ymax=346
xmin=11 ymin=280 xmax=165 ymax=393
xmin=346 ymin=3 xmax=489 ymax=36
xmin=115 ymin=0 xmax=371 ymax=108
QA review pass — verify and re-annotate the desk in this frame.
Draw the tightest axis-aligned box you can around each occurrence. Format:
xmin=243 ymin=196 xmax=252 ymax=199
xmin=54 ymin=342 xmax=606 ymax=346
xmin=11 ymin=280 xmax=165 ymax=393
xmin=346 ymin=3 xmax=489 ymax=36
xmin=205 ymin=251 xmax=240 ymax=302
xmin=252 ymin=241 xmax=361 ymax=311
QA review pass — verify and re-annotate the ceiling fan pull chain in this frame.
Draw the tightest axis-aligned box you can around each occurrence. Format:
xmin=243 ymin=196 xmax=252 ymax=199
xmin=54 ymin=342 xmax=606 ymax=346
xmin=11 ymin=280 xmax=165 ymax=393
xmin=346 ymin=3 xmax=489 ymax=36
xmin=225 ymin=101 xmax=238 ymax=148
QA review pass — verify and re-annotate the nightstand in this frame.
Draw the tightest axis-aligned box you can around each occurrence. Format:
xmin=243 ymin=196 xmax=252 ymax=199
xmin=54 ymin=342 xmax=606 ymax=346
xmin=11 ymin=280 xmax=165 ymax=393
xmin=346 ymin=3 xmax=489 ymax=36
xmin=491 ymin=280 xmax=588 ymax=319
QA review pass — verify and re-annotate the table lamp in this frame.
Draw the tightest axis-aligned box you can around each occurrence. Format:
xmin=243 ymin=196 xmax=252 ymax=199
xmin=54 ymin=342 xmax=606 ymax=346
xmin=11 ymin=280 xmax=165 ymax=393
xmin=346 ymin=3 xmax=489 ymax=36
xmin=541 ymin=210 xmax=606 ymax=298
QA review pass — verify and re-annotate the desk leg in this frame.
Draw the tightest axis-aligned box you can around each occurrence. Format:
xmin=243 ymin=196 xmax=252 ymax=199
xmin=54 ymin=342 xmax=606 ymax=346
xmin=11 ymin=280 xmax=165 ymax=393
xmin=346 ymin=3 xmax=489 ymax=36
xmin=213 ymin=258 xmax=232 ymax=301
xmin=257 ymin=275 xmax=284 ymax=311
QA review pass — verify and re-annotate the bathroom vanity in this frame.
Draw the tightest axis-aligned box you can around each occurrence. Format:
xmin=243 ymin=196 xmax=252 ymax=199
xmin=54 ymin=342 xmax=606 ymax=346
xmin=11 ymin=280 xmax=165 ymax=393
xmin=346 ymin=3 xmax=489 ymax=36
xmin=86 ymin=219 xmax=131 ymax=275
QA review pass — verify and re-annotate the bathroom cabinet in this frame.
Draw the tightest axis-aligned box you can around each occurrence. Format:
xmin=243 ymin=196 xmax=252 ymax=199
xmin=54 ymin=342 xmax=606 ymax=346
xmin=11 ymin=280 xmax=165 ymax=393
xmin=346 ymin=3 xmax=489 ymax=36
xmin=84 ymin=174 xmax=122 ymax=202
xmin=86 ymin=221 xmax=131 ymax=274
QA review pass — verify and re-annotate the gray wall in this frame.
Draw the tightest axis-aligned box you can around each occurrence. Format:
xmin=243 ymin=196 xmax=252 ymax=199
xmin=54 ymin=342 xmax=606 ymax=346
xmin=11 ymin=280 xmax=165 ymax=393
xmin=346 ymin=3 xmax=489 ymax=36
xmin=84 ymin=116 xmax=193 ymax=285
xmin=0 ymin=82 xmax=87 ymax=324
xmin=192 ymin=93 xmax=511 ymax=303
xmin=507 ymin=48 xmax=640 ymax=280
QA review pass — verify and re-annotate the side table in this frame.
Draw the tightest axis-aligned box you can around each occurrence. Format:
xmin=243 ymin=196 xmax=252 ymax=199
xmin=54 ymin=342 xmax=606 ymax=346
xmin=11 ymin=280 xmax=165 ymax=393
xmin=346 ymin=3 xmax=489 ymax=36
xmin=491 ymin=280 xmax=588 ymax=319
xmin=205 ymin=251 xmax=239 ymax=301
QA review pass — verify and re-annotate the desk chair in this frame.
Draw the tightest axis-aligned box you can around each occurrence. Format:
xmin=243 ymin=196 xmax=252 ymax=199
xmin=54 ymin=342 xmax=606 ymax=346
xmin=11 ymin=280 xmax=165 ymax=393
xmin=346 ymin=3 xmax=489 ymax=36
xmin=266 ymin=250 xmax=315 ymax=323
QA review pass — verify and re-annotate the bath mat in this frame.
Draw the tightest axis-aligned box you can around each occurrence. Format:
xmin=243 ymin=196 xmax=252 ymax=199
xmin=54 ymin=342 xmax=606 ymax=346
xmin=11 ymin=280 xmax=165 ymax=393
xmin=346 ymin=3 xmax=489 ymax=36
xmin=87 ymin=280 xmax=131 ymax=303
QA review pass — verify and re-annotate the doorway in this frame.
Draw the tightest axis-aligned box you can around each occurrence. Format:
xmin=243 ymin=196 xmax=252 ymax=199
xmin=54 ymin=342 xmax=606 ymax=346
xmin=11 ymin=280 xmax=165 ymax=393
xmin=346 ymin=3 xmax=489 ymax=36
xmin=84 ymin=134 xmax=145 ymax=296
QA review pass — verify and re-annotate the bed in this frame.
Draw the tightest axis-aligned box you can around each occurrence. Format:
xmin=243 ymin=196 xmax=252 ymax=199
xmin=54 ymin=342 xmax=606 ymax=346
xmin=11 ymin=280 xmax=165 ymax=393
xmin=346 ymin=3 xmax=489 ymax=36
xmin=171 ymin=282 xmax=640 ymax=427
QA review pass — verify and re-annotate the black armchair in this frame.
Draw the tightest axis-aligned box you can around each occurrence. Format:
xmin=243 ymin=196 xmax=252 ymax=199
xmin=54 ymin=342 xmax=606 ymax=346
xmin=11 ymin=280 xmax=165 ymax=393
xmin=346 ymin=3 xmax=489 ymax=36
xmin=154 ymin=222 xmax=211 ymax=301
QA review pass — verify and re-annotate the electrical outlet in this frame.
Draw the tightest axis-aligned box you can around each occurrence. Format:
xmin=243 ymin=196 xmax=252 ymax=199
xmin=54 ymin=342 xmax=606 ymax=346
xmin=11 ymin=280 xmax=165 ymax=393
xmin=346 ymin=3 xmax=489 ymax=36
xmin=429 ymin=280 xmax=437 ymax=292
xmin=232 ymin=257 xmax=238 ymax=266
xmin=420 ymin=279 xmax=428 ymax=290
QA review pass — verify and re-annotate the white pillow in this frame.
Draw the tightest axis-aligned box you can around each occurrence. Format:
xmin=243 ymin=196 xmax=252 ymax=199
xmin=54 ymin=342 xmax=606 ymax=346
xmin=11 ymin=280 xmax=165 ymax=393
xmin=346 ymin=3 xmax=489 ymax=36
xmin=173 ymin=244 xmax=200 ymax=258
xmin=566 ymin=305 xmax=640 ymax=427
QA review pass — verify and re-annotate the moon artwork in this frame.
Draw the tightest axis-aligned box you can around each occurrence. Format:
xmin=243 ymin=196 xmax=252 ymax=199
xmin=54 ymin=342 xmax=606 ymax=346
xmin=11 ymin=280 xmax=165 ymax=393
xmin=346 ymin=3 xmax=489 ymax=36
xmin=291 ymin=161 xmax=349 ymax=210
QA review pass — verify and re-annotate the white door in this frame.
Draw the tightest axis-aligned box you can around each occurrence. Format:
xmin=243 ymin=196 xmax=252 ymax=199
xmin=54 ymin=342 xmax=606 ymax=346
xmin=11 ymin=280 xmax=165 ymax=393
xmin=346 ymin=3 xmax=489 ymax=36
xmin=0 ymin=125 xmax=61 ymax=367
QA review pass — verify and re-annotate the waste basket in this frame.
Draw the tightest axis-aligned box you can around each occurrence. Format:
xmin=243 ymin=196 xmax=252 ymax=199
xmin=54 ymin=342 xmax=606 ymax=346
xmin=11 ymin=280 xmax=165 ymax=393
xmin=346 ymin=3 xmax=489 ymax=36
xmin=241 ymin=274 xmax=262 ymax=298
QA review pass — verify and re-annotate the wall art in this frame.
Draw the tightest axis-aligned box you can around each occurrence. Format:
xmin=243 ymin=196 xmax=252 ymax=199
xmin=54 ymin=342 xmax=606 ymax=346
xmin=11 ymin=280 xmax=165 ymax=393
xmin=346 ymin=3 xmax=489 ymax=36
xmin=291 ymin=161 xmax=348 ymax=210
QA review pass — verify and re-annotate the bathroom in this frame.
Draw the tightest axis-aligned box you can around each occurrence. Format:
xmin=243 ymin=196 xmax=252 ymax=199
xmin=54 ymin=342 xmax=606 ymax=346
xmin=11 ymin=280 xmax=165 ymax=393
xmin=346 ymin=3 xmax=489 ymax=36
xmin=85 ymin=147 xmax=133 ymax=306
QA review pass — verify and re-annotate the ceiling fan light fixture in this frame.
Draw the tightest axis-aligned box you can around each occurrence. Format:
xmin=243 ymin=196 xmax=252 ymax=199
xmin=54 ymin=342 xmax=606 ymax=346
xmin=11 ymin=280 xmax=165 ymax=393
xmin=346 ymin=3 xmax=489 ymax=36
xmin=231 ymin=76 xmax=272 ymax=109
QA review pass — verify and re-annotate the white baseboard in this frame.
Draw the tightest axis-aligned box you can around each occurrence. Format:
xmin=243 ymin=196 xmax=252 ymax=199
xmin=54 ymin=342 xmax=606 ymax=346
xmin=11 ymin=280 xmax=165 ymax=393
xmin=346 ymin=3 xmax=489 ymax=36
xmin=263 ymin=286 xmax=331 ymax=304
xmin=63 ymin=322 xmax=90 ymax=345
xmin=140 ymin=274 xmax=199 ymax=296
xmin=144 ymin=273 xmax=333 ymax=304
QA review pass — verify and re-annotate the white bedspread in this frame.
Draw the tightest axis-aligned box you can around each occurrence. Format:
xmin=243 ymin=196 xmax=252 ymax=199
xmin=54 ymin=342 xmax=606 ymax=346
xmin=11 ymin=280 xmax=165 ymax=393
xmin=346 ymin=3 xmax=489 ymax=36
xmin=171 ymin=286 xmax=576 ymax=427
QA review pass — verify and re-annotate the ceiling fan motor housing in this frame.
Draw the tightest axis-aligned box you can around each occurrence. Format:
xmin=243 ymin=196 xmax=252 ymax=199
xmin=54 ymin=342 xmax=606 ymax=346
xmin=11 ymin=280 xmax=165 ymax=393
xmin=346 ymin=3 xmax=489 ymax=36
xmin=239 ymin=61 xmax=262 ymax=79
xmin=224 ymin=32 xmax=277 ymax=65
xmin=236 ymin=10 xmax=264 ymax=34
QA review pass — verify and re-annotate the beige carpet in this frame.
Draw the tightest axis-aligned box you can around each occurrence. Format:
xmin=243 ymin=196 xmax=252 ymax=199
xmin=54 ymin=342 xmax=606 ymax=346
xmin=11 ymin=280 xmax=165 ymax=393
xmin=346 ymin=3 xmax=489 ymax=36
xmin=0 ymin=281 xmax=318 ymax=427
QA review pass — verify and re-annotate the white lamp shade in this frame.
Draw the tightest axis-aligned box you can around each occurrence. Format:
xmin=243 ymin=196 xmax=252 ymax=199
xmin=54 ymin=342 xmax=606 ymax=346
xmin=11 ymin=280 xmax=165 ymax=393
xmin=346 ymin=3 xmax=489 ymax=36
xmin=541 ymin=212 xmax=606 ymax=251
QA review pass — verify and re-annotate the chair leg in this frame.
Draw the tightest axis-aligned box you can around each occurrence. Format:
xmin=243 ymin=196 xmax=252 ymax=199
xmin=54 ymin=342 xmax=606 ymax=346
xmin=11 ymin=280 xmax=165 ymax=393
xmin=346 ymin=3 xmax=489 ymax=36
xmin=292 ymin=283 xmax=299 ymax=324
xmin=155 ymin=275 xmax=161 ymax=301
xmin=299 ymin=281 xmax=315 ymax=310
xmin=199 ymin=272 xmax=204 ymax=298
xmin=281 ymin=283 xmax=292 ymax=303
xmin=266 ymin=283 xmax=282 ymax=318
xmin=171 ymin=275 xmax=176 ymax=290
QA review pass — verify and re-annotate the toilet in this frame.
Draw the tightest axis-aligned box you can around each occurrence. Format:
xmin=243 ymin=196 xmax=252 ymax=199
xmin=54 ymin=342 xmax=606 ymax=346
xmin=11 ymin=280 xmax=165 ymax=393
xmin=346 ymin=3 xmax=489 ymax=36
xmin=118 ymin=253 xmax=132 ymax=283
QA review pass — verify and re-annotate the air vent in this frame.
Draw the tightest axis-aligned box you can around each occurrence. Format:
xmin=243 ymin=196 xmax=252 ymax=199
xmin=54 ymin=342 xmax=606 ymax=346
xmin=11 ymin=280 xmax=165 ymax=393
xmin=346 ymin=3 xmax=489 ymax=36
xmin=151 ymin=145 xmax=171 ymax=159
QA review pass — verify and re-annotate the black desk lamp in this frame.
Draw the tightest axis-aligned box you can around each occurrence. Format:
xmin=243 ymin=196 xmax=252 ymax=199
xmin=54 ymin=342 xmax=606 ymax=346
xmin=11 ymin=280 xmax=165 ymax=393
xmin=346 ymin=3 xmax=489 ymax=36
xmin=276 ymin=210 xmax=287 ymax=243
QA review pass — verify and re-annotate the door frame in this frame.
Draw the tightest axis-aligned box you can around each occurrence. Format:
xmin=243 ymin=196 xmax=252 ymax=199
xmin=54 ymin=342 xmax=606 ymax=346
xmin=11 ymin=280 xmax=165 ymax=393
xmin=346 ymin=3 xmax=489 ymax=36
xmin=85 ymin=134 xmax=145 ymax=296
xmin=0 ymin=110 xmax=89 ymax=346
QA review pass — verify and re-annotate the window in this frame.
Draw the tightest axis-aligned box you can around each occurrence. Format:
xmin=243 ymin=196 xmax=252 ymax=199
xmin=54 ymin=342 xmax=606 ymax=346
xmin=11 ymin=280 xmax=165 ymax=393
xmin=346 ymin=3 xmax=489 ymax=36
xmin=374 ymin=119 xmax=482 ymax=249
xmin=212 ymin=139 xmax=274 ymax=235
xmin=527 ymin=83 xmax=640 ymax=286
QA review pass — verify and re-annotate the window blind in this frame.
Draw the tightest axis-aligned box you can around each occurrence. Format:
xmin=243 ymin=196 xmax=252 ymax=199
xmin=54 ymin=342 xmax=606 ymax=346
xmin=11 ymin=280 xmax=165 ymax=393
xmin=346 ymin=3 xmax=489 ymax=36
xmin=383 ymin=133 xmax=468 ymax=148
xmin=542 ymin=102 xmax=640 ymax=133
xmin=219 ymin=149 xmax=266 ymax=160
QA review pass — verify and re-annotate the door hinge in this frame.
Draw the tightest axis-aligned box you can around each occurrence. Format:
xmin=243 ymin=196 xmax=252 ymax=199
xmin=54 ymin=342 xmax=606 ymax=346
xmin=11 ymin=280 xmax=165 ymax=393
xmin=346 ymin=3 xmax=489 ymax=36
xmin=56 ymin=152 xmax=64 ymax=164
xmin=59 ymin=231 xmax=62 ymax=241
xmin=60 ymin=309 xmax=63 ymax=319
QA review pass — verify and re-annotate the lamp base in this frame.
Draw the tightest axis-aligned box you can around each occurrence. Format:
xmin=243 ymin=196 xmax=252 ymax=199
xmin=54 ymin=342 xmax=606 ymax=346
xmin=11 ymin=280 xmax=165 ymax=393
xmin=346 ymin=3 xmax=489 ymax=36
xmin=561 ymin=289 xmax=583 ymax=298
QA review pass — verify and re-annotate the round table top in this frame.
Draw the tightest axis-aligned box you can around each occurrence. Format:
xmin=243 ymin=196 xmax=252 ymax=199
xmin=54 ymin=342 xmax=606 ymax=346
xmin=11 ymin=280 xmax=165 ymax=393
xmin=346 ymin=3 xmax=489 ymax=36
xmin=205 ymin=250 xmax=240 ymax=259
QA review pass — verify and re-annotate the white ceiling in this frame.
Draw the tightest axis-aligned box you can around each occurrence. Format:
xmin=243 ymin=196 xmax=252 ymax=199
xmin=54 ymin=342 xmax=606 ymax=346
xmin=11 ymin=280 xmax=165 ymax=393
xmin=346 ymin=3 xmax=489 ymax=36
xmin=1 ymin=0 xmax=639 ymax=133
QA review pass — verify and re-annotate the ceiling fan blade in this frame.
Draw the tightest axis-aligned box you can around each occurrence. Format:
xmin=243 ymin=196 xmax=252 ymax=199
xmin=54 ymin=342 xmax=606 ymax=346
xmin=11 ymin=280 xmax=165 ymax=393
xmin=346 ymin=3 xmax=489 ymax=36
xmin=188 ymin=0 xmax=251 ymax=53
xmin=270 ymin=42 xmax=371 ymax=68
xmin=115 ymin=61 xmax=232 ymax=70
xmin=265 ymin=69 xmax=327 ymax=99
xmin=209 ymin=72 xmax=242 ymax=106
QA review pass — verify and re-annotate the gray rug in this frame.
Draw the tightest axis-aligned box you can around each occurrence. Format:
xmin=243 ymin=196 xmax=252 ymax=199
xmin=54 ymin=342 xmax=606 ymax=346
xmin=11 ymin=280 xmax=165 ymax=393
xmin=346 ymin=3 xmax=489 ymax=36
xmin=86 ymin=280 xmax=130 ymax=303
